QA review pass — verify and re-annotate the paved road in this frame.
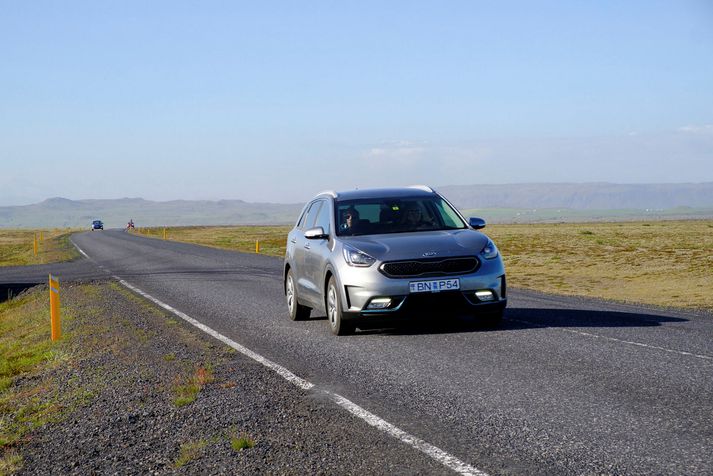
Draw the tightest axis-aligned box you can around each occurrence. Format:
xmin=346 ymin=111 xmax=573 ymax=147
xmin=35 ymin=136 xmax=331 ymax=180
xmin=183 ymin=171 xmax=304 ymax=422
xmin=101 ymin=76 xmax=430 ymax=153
xmin=3 ymin=229 xmax=712 ymax=475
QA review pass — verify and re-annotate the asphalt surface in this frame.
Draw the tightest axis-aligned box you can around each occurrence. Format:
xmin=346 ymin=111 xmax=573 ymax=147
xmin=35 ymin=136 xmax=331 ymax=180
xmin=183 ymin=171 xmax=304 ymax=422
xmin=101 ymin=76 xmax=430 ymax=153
xmin=3 ymin=229 xmax=712 ymax=475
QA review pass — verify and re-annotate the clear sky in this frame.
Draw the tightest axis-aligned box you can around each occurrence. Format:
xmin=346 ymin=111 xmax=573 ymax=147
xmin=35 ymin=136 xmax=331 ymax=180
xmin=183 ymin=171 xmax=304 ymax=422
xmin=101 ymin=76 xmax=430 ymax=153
xmin=1 ymin=1 xmax=712 ymax=205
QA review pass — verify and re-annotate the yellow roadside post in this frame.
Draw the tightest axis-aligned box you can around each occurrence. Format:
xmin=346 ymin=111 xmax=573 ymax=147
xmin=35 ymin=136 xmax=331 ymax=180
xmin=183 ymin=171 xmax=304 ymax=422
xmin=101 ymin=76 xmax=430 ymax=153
xmin=256 ymin=240 xmax=260 ymax=253
xmin=49 ymin=274 xmax=61 ymax=341
xmin=163 ymin=227 xmax=167 ymax=240
xmin=33 ymin=234 xmax=38 ymax=256
xmin=39 ymin=231 xmax=44 ymax=242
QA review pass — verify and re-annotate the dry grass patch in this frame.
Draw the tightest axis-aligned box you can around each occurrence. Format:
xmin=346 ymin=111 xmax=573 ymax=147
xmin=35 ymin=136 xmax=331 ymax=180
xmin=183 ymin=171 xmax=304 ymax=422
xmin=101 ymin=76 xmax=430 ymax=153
xmin=0 ymin=229 xmax=79 ymax=267
xmin=486 ymin=220 xmax=713 ymax=311
xmin=135 ymin=225 xmax=291 ymax=256
xmin=172 ymin=365 xmax=214 ymax=407
xmin=174 ymin=439 xmax=209 ymax=468
xmin=0 ymin=449 xmax=23 ymax=475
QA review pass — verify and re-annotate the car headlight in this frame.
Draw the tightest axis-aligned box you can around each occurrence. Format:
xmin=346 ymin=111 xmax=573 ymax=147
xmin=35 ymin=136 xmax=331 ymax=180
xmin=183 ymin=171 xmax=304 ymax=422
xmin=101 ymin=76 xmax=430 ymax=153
xmin=343 ymin=244 xmax=376 ymax=267
xmin=480 ymin=239 xmax=499 ymax=259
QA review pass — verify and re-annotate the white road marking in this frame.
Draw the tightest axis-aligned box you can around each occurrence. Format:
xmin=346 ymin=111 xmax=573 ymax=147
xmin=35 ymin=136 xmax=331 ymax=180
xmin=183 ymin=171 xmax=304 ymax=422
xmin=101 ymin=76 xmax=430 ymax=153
xmin=115 ymin=277 xmax=314 ymax=390
xmin=508 ymin=318 xmax=713 ymax=361
xmin=113 ymin=276 xmax=487 ymax=476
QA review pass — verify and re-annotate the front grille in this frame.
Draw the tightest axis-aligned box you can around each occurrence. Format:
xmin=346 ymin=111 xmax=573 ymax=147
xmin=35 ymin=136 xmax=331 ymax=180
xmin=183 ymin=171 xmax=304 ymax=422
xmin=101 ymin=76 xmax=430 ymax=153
xmin=380 ymin=257 xmax=479 ymax=278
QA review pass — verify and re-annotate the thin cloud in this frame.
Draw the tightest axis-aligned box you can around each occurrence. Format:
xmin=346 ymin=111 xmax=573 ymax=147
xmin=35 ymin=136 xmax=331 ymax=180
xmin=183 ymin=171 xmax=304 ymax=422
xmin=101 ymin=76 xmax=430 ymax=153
xmin=678 ymin=124 xmax=713 ymax=134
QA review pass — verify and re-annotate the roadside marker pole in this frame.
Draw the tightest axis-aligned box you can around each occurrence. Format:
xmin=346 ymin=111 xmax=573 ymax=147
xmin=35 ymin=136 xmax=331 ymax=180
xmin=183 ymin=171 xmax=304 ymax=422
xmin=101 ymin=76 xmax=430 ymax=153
xmin=49 ymin=274 xmax=61 ymax=341
xmin=39 ymin=231 xmax=43 ymax=242
xmin=33 ymin=234 xmax=38 ymax=256
xmin=163 ymin=227 xmax=167 ymax=240
xmin=256 ymin=240 xmax=260 ymax=253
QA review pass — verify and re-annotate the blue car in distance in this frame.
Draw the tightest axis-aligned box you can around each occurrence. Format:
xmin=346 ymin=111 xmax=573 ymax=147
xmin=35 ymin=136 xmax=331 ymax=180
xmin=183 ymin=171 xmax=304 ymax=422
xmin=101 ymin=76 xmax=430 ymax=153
xmin=91 ymin=220 xmax=104 ymax=231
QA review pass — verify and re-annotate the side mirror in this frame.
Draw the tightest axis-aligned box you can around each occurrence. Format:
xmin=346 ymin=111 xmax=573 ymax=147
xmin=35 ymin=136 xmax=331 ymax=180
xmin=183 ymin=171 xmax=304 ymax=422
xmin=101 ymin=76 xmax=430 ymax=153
xmin=305 ymin=226 xmax=329 ymax=240
xmin=468 ymin=217 xmax=486 ymax=229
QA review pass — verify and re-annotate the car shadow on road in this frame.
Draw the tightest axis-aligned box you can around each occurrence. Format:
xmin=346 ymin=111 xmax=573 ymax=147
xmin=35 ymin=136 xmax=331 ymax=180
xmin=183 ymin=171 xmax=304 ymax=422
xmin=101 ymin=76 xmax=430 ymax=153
xmin=346 ymin=307 xmax=688 ymax=336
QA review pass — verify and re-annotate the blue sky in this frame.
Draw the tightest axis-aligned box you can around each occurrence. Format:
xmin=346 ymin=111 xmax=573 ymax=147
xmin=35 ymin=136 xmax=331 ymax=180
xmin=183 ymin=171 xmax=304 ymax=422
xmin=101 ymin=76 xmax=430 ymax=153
xmin=1 ymin=1 xmax=712 ymax=205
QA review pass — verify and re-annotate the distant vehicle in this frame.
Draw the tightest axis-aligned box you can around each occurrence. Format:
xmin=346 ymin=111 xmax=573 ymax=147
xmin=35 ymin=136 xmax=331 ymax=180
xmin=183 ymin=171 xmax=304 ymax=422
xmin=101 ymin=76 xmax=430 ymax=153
xmin=126 ymin=219 xmax=134 ymax=230
xmin=91 ymin=220 xmax=104 ymax=231
xmin=284 ymin=186 xmax=507 ymax=335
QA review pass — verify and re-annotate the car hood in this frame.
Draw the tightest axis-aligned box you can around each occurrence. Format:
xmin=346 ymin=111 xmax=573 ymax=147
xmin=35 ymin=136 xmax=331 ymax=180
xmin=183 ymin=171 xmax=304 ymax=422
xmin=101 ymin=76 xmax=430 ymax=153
xmin=341 ymin=229 xmax=491 ymax=262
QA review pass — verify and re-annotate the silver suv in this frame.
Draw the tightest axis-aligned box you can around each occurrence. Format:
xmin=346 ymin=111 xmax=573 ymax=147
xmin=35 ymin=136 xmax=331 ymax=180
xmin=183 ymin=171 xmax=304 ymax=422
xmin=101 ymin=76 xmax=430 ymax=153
xmin=284 ymin=186 xmax=506 ymax=335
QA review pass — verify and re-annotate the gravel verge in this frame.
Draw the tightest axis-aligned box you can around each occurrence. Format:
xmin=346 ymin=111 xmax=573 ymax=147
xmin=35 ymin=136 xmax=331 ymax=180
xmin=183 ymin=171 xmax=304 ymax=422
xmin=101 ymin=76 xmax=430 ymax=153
xmin=15 ymin=281 xmax=448 ymax=475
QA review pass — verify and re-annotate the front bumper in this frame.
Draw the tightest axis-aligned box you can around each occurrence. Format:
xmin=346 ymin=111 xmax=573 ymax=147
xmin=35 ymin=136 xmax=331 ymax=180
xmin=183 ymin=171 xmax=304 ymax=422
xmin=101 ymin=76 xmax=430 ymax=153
xmin=337 ymin=256 xmax=506 ymax=320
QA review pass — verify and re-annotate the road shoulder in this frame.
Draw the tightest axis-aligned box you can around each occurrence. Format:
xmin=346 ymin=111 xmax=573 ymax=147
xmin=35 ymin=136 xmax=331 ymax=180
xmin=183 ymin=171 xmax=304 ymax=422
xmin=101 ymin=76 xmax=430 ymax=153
xmin=8 ymin=281 xmax=445 ymax=474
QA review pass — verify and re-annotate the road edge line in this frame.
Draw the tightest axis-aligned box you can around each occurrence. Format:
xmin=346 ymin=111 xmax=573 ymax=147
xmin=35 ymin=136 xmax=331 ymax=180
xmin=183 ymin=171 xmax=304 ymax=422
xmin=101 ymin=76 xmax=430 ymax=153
xmin=70 ymin=236 xmax=490 ymax=475
xmin=115 ymin=275 xmax=488 ymax=476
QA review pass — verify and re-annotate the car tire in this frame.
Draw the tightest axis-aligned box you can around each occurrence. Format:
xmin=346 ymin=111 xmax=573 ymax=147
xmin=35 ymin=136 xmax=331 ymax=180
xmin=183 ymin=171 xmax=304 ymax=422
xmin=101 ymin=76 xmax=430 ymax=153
xmin=286 ymin=270 xmax=310 ymax=321
xmin=326 ymin=276 xmax=354 ymax=336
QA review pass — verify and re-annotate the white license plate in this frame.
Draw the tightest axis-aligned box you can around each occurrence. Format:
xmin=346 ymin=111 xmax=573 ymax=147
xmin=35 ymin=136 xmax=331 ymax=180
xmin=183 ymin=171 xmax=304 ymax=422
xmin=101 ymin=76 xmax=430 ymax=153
xmin=409 ymin=278 xmax=460 ymax=293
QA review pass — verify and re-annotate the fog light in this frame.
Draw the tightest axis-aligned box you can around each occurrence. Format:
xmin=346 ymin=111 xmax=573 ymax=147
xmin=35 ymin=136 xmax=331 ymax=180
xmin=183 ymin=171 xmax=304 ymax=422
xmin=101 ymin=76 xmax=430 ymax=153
xmin=475 ymin=290 xmax=495 ymax=302
xmin=366 ymin=297 xmax=392 ymax=309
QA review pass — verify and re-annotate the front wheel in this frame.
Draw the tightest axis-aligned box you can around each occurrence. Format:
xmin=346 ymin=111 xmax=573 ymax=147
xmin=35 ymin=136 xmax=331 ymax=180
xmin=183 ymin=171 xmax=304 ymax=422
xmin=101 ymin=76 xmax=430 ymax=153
xmin=326 ymin=277 xmax=354 ymax=336
xmin=286 ymin=270 xmax=310 ymax=321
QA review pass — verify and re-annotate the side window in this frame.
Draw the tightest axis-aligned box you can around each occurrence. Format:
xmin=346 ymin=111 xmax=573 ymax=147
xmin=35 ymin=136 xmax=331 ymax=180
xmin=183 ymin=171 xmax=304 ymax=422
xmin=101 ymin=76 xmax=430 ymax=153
xmin=296 ymin=206 xmax=309 ymax=228
xmin=301 ymin=201 xmax=322 ymax=230
xmin=314 ymin=200 xmax=331 ymax=235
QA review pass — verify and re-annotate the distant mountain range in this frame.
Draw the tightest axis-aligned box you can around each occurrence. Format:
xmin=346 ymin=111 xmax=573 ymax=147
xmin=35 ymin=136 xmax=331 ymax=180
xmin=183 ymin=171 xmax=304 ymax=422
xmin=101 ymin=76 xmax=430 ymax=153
xmin=1 ymin=182 xmax=712 ymax=228
xmin=437 ymin=182 xmax=713 ymax=210
xmin=0 ymin=197 xmax=303 ymax=228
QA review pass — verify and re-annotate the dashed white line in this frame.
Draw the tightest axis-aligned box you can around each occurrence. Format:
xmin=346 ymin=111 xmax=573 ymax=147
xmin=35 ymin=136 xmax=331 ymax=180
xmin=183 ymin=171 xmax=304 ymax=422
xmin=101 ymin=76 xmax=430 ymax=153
xmin=508 ymin=318 xmax=713 ymax=361
xmin=70 ymin=237 xmax=487 ymax=475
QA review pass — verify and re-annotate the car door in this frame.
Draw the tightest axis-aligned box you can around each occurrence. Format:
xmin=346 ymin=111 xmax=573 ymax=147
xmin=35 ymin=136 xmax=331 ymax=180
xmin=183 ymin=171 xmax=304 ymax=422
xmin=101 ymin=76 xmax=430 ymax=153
xmin=293 ymin=200 xmax=322 ymax=305
xmin=303 ymin=199 xmax=333 ymax=311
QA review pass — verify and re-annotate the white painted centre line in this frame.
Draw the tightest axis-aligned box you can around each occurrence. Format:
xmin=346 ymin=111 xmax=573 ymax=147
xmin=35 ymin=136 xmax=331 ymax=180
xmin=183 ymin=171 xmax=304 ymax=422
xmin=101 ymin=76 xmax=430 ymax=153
xmin=508 ymin=318 xmax=713 ymax=361
xmin=71 ymin=238 xmax=487 ymax=476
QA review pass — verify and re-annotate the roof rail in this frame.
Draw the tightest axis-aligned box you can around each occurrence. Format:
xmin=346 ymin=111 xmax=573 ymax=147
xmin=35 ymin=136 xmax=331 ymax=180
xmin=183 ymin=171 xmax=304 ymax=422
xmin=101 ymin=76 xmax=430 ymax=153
xmin=315 ymin=190 xmax=338 ymax=198
xmin=407 ymin=184 xmax=434 ymax=193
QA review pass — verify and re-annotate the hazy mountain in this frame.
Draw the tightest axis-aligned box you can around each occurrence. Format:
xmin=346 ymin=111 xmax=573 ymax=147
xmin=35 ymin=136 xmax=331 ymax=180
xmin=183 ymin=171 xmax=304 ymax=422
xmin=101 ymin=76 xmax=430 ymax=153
xmin=437 ymin=182 xmax=713 ymax=210
xmin=1 ymin=183 xmax=713 ymax=228
xmin=0 ymin=197 xmax=303 ymax=228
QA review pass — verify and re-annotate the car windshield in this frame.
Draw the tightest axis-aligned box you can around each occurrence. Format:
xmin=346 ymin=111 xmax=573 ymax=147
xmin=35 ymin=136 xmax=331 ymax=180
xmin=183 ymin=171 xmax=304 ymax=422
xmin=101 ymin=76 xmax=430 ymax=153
xmin=335 ymin=196 xmax=466 ymax=236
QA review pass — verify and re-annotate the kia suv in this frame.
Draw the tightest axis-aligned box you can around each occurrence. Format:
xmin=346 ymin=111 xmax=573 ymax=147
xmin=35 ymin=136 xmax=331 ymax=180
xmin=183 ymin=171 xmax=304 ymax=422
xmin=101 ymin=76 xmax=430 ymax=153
xmin=284 ymin=186 xmax=506 ymax=335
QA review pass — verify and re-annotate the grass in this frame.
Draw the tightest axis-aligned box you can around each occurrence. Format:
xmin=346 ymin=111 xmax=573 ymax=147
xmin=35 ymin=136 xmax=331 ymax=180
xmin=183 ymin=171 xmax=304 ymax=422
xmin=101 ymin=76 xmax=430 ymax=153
xmin=0 ymin=449 xmax=22 ymax=475
xmin=229 ymin=432 xmax=255 ymax=452
xmin=172 ymin=365 xmax=214 ymax=407
xmin=0 ymin=287 xmax=75 ymax=470
xmin=0 ymin=229 xmax=79 ymax=267
xmin=485 ymin=220 xmax=713 ymax=311
xmin=134 ymin=225 xmax=291 ymax=256
xmin=174 ymin=439 xmax=209 ymax=468
xmin=136 ymin=221 xmax=713 ymax=312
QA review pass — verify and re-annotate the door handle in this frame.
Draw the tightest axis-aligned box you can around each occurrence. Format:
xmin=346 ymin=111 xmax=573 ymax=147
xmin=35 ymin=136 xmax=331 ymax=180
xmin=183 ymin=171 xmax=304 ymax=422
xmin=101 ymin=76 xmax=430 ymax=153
xmin=290 ymin=238 xmax=297 ymax=243
xmin=304 ymin=243 xmax=311 ymax=249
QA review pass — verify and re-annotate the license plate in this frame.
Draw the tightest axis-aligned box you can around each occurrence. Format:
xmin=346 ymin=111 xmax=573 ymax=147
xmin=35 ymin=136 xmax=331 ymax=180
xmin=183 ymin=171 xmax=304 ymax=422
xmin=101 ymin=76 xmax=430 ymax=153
xmin=409 ymin=278 xmax=460 ymax=293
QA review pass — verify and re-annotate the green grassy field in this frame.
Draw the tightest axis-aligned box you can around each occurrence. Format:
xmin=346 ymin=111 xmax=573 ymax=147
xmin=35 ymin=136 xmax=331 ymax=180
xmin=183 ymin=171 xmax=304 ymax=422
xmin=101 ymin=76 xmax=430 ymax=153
xmin=0 ymin=286 xmax=75 ymax=473
xmin=136 ymin=221 xmax=713 ymax=312
xmin=0 ymin=230 xmax=79 ymax=267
